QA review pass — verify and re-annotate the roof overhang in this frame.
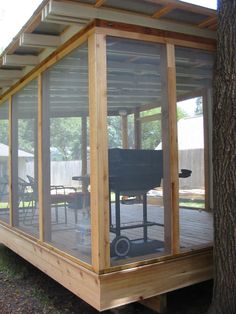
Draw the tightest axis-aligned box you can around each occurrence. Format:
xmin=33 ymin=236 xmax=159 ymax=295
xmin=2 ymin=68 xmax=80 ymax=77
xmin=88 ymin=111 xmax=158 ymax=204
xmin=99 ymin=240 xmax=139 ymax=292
xmin=0 ymin=0 xmax=217 ymax=98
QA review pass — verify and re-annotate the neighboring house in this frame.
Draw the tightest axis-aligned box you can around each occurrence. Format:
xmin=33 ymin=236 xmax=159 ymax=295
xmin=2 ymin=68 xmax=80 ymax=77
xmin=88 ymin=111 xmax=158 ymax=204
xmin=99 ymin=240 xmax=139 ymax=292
xmin=0 ymin=143 xmax=33 ymax=179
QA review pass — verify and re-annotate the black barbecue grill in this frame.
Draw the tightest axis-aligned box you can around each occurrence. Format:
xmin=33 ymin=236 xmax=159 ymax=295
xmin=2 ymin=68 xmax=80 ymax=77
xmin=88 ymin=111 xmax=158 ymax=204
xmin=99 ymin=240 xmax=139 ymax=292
xmin=109 ymin=148 xmax=191 ymax=258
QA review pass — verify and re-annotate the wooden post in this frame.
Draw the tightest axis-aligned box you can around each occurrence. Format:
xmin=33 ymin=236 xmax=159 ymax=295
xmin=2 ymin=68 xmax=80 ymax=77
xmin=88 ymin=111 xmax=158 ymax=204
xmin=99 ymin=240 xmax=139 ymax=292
xmin=121 ymin=113 xmax=128 ymax=149
xmin=11 ymin=95 xmax=19 ymax=227
xmin=81 ymin=114 xmax=87 ymax=194
xmin=89 ymin=32 xmax=110 ymax=272
xmin=8 ymin=96 xmax=13 ymax=227
xmin=41 ymin=71 xmax=52 ymax=241
xmin=134 ymin=109 xmax=141 ymax=149
xmin=139 ymin=294 xmax=167 ymax=313
xmin=161 ymin=44 xmax=179 ymax=254
xmin=38 ymin=74 xmax=44 ymax=242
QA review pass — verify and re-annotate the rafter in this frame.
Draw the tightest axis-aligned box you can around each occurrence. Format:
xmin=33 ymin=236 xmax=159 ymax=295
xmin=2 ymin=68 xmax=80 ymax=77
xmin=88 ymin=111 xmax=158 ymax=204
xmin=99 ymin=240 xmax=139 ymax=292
xmin=146 ymin=0 xmax=216 ymax=17
xmin=0 ymin=70 xmax=23 ymax=79
xmin=0 ymin=80 xmax=13 ymax=88
xmin=42 ymin=0 xmax=215 ymax=39
xmin=95 ymin=0 xmax=107 ymax=8
xmin=152 ymin=4 xmax=176 ymax=19
xmin=198 ymin=16 xmax=217 ymax=28
xmin=19 ymin=33 xmax=61 ymax=48
xmin=3 ymin=54 xmax=39 ymax=66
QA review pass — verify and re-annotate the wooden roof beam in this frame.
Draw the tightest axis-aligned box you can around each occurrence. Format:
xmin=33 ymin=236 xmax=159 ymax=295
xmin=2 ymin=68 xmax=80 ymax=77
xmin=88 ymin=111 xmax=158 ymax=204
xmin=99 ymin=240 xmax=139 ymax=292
xmin=198 ymin=16 xmax=217 ymax=28
xmin=2 ymin=54 xmax=39 ymax=67
xmin=95 ymin=0 xmax=107 ymax=8
xmin=145 ymin=0 xmax=216 ymax=17
xmin=42 ymin=2 xmax=90 ymax=25
xmin=152 ymin=4 xmax=176 ymax=19
xmin=19 ymin=33 xmax=61 ymax=48
xmin=0 ymin=70 xmax=23 ymax=79
xmin=43 ymin=0 xmax=216 ymax=39
xmin=0 ymin=80 xmax=14 ymax=88
xmin=209 ymin=22 xmax=217 ymax=31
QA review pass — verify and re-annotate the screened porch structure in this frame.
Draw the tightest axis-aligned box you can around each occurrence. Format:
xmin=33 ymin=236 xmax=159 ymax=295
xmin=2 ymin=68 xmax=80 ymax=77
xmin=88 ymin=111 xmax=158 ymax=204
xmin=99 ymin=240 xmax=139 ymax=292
xmin=0 ymin=0 xmax=216 ymax=312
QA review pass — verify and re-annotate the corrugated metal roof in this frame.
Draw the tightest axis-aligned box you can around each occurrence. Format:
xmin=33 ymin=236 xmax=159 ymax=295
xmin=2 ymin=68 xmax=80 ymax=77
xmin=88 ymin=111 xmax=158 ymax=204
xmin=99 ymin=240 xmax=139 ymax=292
xmin=0 ymin=0 xmax=216 ymax=98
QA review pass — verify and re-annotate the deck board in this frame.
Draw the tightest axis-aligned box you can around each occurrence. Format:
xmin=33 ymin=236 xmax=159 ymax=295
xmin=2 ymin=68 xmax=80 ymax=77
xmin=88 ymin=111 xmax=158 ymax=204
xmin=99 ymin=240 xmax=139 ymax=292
xmin=0 ymin=202 xmax=213 ymax=264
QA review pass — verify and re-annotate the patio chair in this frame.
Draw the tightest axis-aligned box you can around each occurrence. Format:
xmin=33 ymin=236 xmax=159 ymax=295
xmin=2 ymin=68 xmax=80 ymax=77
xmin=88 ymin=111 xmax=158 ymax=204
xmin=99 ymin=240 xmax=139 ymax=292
xmin=0 ymin=175 xmax=9 ymax=215
xmin=18 ymin=177 xmax=37 ymax=226
xmin=26 ymin=175 xmax=76 ymax=225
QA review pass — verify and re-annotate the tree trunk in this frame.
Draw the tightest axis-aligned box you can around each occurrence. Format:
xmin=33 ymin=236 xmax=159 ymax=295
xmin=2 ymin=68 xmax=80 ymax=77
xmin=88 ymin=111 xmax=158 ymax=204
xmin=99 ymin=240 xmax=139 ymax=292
xmin=210 ymin=0 xmax=236 ymax=313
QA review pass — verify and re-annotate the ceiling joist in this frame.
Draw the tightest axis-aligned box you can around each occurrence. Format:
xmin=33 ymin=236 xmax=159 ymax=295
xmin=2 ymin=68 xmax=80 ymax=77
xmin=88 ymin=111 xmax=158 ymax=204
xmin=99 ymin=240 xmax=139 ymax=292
xmin=0 ymin=80 xmax=13 ymax=88
xmin=95 ymin=0 xmax=107 ymax=8
xmin=0 ymin=70 xmax=23 ymax=79
xmin=198 ymin=16 xmax=217 ymax=28
xmin=42 ymin=2 xmax=91 ymax=25
xmin=3 ymin=54 xmax=39 ymax=67
xmin=152 ymin=4 xmax=176 ymax=19
xmin=19 ymin=33 xmax=61 ymax=48
xmin=42 ymin=0 xmax=215 ymax=39
xmin=146 ymin=0 xmax=215 ymax=17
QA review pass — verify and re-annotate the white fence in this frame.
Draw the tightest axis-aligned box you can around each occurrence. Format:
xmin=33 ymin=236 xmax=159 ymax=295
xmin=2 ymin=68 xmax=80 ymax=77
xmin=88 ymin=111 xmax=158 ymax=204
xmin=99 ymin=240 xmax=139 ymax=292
xmin=25 ymin=160 xmax=89 ymax=187
xmin=23 ymin=149 xmax=204 ymax=189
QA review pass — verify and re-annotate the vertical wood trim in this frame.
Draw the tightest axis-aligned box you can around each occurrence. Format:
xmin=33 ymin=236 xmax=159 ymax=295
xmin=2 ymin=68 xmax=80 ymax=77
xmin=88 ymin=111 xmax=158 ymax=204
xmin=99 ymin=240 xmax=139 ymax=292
xmin=89 ymin=32 xmax=110 ymax=272
xmin=134 ymin=109 xmax=141 ymax=149
xmin=11 ymin=94 xmax=19 ymax=226
xmin=38 ymin=74 xmax=44 ymax=242
xmin=168 ymin=44 xmax=179 ymax=254
xmin=8 ymin=96 xmax=13 ymax=227
xmin=41 ymin=71 xmax=52 ymax=241
xmin=161 ymin=46 xmax=171 ymax=253
xmin=121 ymin=115 xmax=128 ymax=149
xmin=81 ymin=115 xmax=88 ymax=194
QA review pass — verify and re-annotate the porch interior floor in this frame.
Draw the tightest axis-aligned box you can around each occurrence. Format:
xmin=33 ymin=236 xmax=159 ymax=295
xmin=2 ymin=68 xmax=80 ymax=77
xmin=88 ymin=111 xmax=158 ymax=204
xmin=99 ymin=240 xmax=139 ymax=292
xmin=0 ymin=202 xmax=213 ymax=264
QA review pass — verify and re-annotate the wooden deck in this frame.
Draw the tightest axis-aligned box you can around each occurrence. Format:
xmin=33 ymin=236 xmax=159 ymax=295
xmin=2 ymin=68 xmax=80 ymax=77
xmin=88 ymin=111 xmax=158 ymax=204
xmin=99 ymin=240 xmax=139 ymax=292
xmin=0 ymin=202 xmax=213 ymax=265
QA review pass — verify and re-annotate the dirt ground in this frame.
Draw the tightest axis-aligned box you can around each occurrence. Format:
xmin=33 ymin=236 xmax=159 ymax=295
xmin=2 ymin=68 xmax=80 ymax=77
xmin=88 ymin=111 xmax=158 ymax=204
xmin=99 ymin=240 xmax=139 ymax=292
xmin=0 ymin=244 xmax=212 ymax=314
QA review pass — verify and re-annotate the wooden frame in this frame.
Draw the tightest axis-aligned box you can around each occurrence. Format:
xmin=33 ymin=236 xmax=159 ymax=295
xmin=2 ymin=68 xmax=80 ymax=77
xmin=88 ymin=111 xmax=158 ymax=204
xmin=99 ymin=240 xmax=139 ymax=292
xmin=89 ymin=32 xmax=110 ymax=272
xmin=9 ymin=96 xmax=13 ymax=226
xmin=0 ymin=18 xmax=215 ymax=311
xmin=38 ymin=74 xmax=44 ymax=242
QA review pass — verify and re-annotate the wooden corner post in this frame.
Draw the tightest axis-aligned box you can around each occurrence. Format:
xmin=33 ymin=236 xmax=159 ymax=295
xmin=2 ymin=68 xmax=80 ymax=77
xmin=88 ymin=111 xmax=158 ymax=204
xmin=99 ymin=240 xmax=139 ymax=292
xmin=88 ymin=32 xmax=110 ymax=272
xmin=38 ymin=74 xmax=44 ymax=242
xmin=8 ymin=96 xmax=13 ymax=227
xmin=162 ymin=43 xmax=179 ymax=254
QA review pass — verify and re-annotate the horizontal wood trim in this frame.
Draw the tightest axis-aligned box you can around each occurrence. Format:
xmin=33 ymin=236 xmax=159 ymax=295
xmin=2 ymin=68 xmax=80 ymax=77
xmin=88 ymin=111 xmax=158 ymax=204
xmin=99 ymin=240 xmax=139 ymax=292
xmin=100 ymin=250 xmax=213 ymax=310
xmin=94 ymin=20 xmax=216 ymax=51
xmin=0 ymin=223 xmax=100 ymax=310
xmin=138 ymin=113 xmax=161 ymax=123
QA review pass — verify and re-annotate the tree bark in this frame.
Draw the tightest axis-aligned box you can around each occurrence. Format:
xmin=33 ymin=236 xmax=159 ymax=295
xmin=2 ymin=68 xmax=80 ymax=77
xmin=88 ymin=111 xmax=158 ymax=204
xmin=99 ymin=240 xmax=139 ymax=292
xmin=209 ymin=0 xmax=236 ymax=313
